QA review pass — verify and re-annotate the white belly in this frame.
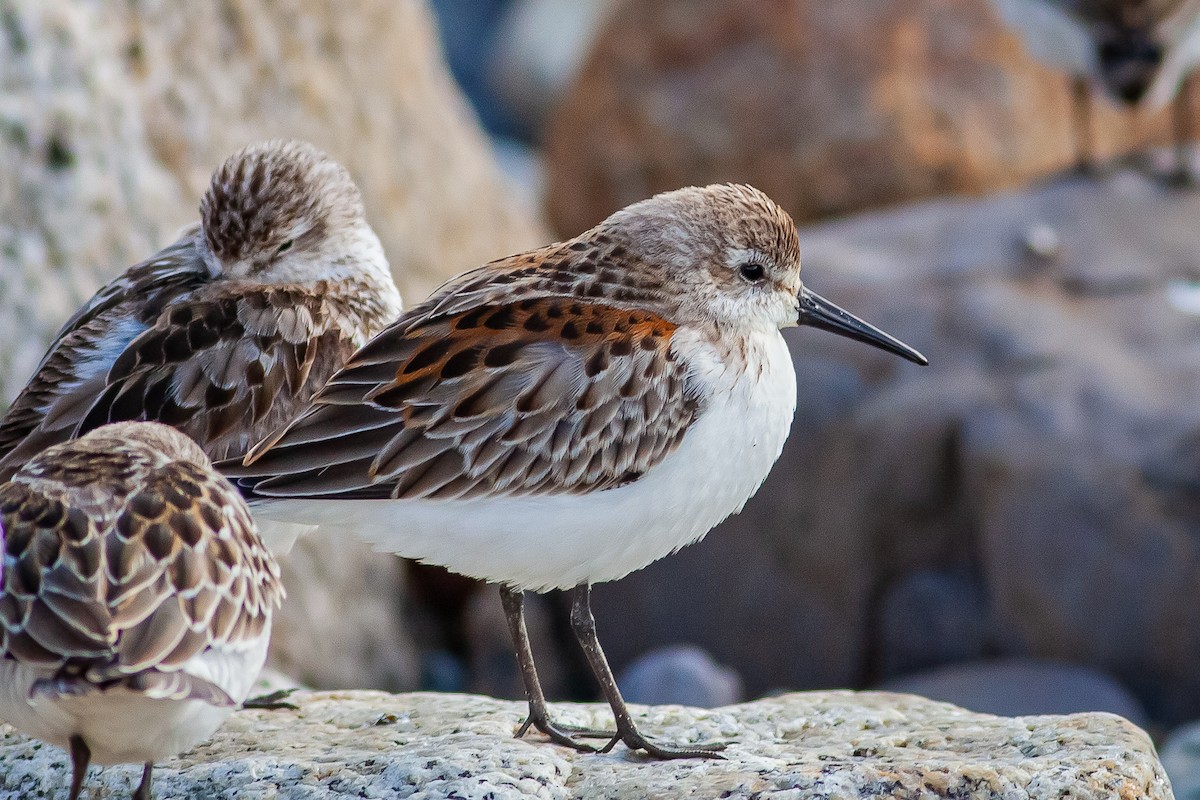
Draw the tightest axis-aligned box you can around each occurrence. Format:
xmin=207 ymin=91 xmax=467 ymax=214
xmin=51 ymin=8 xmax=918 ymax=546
xmin=0 ymin=635 xmax=269 ymax=765
xmin=252 ymin=330 xmax=797 ymax=591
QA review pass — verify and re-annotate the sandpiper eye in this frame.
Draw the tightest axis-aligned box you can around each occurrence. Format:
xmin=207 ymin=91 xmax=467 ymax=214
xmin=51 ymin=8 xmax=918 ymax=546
xmin=276 ymin=239 xmax=294 ymax=255
xmin=740 ymin=262 xmax=766 ymax=282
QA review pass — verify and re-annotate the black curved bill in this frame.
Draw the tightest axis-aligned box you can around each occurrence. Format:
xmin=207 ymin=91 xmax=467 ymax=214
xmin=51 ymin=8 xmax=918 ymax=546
xmin=799 ymin=288 xmax=928 ymax=366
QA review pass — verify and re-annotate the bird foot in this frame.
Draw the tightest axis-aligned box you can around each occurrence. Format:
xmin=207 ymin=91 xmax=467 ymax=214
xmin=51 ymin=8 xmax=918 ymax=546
xmin=242 ymin=688 xmax=300 ymax=710
xmin=599 ymin=723 xmax=728 ymax=760
xmin=515 ymin=713 xmax=611 ymax=752
xmin=515 ymin=716 xmax=599 ymax=752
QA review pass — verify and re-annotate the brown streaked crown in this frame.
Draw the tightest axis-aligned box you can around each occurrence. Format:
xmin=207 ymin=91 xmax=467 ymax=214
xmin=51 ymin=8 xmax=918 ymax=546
xmin=603 ymin=183 xmax=799 ymax=276
xmin=199 ymin=139 xmax=364 ymax=268
xmin=390 ymin=183 xmax=802 ymax=333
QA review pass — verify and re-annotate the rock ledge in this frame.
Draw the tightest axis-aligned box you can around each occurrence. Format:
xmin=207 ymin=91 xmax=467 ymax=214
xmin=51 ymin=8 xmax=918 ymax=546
xmin=0 ymin=690 xmax=1172 ymax=799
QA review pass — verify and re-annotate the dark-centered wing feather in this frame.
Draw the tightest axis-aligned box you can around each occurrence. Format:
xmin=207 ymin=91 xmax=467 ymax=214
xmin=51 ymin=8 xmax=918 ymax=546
xmin=0 ymin=232 xmax=366 ymax=478
xmin=0 ymin=449 xmax=282 ymax=693
xmin=234 ymin=298 xmax=700 ymax=500
xmin=0 ymin=232 xmax=212 ymax=475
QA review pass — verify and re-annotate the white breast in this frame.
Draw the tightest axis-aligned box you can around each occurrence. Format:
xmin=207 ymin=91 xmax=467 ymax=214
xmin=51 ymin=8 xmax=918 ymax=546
xmin=253 ymin=328 xmax=797 ymax=591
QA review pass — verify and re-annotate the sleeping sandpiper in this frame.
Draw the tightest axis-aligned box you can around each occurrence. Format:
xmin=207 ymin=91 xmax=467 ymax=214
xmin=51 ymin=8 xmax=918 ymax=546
xmin=0 ymin=139 xmax=403 ymax=479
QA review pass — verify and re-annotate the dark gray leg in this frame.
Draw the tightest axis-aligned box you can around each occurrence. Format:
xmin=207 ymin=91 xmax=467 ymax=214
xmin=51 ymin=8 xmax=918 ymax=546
xmin=132 ymin=762 xmax=153 ymax=800
xmin=1171 ymin=73 xmax=1195 ymax=185
xmin=499 ymin=585 xmax=607 ymax=752
xmin=68 ymin=735 xmax=90 ymax=800
xmin=569 ymin=584 xmax=726 ymax=759
xmin=1072 ymin=75 xmax=1096 ymax=174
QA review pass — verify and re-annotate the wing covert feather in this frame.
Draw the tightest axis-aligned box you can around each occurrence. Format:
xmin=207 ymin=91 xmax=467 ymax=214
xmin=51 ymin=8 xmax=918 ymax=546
xmin=0 ymin=457 xmax=282 ymax=683
xmin=239 ymin=298 xmax=700 ymax=500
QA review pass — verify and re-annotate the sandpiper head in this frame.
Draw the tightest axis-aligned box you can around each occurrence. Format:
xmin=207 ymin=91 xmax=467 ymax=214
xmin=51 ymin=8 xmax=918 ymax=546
xmin=1096 ymin=28 xmax=1163 ymax=104
xmin=602 ymin=184 xmax=802 ymax=330
xmin=198 ymin=140 xmax=387 ymax=284
xmin=599 ymin=184 xmax=927 ymax=364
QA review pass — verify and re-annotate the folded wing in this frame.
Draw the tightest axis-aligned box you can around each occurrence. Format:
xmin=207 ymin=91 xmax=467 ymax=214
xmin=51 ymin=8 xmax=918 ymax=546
xmin=234 ymin=297 xmax=701 ymax=501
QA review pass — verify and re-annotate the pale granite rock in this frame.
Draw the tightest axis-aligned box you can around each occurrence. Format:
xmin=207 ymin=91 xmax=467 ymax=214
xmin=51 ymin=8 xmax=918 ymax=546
xmin=0 ymin=691 xmax=1172 ymax=798
xmin=267 ymin=534 xmax=420 ymax=693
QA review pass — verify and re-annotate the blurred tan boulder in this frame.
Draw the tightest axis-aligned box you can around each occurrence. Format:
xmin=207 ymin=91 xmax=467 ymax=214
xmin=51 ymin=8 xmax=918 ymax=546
xmin=545 ymin=0 xmax=1190 ymax=235
xmin=0 ymin=0 xmax=546 ymax=690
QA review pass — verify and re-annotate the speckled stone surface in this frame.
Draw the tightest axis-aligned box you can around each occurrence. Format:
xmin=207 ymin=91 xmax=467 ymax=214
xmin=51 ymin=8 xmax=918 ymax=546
xmin=0 ymin=691 xmax=1173 ymax=799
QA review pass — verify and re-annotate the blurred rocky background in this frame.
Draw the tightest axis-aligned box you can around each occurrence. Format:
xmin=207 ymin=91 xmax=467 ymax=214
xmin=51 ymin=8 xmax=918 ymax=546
xmin=6 ymin=0 xmax=1200 ymax=792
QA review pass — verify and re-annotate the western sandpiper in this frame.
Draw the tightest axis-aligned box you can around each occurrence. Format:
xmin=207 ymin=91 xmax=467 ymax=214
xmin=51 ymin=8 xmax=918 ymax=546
xmin=0 ymin=422 xmax=283 ymax=799
xmin=0 ymin=139 xmax=403 ymax=480
xmin=226 ymin=184 xmax=927 ymax=758
xmin=991 ymin=0 xmax=1200 ymax=176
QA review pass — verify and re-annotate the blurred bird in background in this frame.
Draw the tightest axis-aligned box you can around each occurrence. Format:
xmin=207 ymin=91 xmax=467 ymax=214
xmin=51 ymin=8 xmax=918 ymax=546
xmin=990 ymin=0 xmax=1200 ymax=178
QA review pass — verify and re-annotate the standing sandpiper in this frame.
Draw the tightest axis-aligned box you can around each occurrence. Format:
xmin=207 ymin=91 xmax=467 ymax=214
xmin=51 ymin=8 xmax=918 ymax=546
xmin=225 ymin=184 xmax=927 ymax=759
xmin=0 ymin=139 xmax=403 ymax=479
xmin=0 ymin=422 xmax=284 ymax=800
xmin=991 ymin=0 xmax=1200 ymax=177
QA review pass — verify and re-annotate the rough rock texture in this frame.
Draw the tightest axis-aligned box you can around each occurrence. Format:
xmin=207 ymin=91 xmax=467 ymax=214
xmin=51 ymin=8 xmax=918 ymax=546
xmin=545 ymin=0 xmax=1191 ymax=235
xmin=0 ymin=691 xmax=1172 ymax=798
xmin=595 ymin=167 xmax=1200 ymax=727
xmin=0 ymin=0 xmax=546 ymax=691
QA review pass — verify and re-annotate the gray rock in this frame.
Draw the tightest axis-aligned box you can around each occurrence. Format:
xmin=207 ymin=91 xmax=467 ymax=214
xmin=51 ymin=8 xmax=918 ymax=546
xmin=883 ymin=658 xmax=1148 ymax=726
xmin=491 ymin=135 xmax=546 ymax=222
xmin=878 ymin=570 xmax=990 ymax=678
xmin=489 ymin=0 xmax=613 ymax=133
xmin=0 ymin=691 xmax=1171 ymax=799
xmin=1161 ymin=720 xmax=1200 ymax=800
xmin=618 ymin=645 xmax=743 ymax=708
